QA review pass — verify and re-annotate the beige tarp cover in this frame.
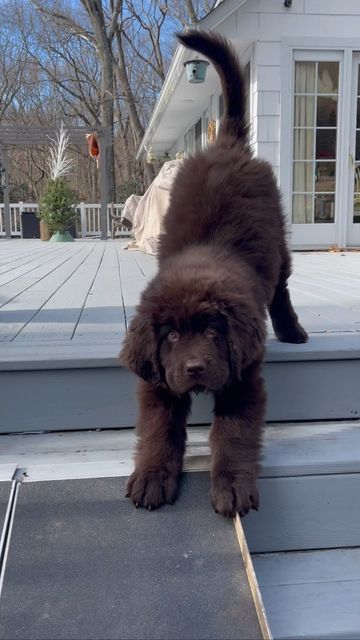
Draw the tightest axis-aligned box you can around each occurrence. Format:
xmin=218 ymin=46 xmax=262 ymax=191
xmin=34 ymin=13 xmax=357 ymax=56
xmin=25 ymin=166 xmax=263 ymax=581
xmin=124 ymin=159 xmax=183 ymax=255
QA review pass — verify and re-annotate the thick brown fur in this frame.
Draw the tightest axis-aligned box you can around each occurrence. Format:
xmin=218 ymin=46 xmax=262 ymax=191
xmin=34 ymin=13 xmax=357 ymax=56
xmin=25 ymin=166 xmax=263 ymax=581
xmin=121 ymin=30 xmax=307 ymax=517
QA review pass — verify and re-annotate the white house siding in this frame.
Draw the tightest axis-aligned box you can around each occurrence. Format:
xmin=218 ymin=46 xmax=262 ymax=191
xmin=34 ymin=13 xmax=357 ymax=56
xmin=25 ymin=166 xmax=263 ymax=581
xmin=228 ymin=0 xmax=360 ymax=184
xmin=148 ymin=1 xmax=360 ymax=246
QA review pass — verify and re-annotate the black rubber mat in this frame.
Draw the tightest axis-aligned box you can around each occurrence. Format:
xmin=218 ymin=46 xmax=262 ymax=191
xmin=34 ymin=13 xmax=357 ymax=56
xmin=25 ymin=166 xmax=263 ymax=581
xmin=0 ymin=482 xmax=11 ymax=537
xmin=0 ymin=474 xmax=261 ymax=640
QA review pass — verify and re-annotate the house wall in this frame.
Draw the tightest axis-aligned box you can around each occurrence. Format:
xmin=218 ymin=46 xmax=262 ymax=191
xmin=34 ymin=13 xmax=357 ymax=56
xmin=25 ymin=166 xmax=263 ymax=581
xmin=233 ymin=0 xmax=360 ymax=184
xmin=168 ymin=0 xmax=360 ymax=213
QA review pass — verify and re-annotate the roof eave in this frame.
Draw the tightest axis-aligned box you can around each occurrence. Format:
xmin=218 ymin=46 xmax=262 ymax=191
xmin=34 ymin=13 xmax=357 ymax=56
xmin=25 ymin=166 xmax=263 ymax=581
xmin=136 ymin=0 xmax=249 ymax=160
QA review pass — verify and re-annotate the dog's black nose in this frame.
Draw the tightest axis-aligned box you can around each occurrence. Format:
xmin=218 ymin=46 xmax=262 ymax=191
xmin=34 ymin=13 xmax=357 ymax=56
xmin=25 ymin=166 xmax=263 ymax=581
xmin=186 ymin=359 xmax=205 ymax=377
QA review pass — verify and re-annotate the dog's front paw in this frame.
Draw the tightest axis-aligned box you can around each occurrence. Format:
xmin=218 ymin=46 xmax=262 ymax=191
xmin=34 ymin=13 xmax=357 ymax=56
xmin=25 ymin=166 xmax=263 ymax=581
xmin=126 ymin=467 xmax=179 ymax=510
xmin=211 ymin=474 xmax=259 ymax=518
xmin=276 ymin=323 xmax=308 ymax=344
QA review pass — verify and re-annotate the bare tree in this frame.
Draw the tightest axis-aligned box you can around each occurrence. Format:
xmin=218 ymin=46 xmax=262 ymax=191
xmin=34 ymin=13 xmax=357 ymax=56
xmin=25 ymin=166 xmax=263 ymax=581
xmin=184 ymin=0 xmax=198 ymax=24
xmin=0 ymin=12 xmax=28 ymax=121
xmin=2 ymin=0 xmax=219 ymax=200
xmin=30 ymin=0 xmax=118 ymax=201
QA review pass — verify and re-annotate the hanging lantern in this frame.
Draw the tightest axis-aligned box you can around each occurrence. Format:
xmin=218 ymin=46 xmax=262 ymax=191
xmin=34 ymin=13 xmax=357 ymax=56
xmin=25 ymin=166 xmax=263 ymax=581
xmin=86 ymin=133 xmax=100 ymax=168
xmin=184 ymin=59 xmax=209 ymax=83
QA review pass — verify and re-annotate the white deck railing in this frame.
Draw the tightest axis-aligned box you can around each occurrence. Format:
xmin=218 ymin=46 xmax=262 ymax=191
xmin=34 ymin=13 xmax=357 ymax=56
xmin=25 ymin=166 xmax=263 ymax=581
xmin=0 ymin=202 xmax=130 ymax=238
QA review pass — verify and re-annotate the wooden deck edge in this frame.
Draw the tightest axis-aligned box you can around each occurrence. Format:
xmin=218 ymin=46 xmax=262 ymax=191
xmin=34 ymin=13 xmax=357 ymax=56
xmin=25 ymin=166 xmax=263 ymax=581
xmin=0 ymin=333 xmax=359 ymax=371
xmin=234 ymin=514 xmax=273 ymax=640
xmin=2 ymin=419 xmax=360 ymax=483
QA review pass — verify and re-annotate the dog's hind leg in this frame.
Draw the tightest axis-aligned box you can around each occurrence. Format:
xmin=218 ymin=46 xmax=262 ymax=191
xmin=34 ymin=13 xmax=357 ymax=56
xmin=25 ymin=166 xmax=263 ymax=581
xmin=126 ymin=381 xmax=191 ymax=510
xmin=269 ymin=254 xmax=308 ymax=344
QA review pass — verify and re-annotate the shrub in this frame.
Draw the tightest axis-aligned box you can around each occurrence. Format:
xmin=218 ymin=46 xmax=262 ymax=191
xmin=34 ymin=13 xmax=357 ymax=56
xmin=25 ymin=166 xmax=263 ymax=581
xmin=38 ymin=178 xmax=78 ymax=234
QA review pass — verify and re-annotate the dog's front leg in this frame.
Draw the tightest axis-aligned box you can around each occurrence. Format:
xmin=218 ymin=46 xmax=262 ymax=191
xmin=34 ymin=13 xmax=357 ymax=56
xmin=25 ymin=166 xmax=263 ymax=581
xmin=126 ymin=380 xmax=191 ymax=510
xmin=210 ymin=363 xmax=266 ymax=518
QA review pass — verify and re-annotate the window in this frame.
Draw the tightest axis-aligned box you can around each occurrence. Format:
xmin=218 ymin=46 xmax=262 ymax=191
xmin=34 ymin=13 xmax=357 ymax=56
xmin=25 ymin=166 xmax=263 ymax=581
xmin=184 ymin=128 xmax=195 ymax=156
xmin=353 ymin=65 xmax=360 ymax=224
xmin=218 ymin=93 xmax=224 ymax=119
xmin=292 ymin=60 xmax=339 ymax=224
xmin=194 ymin=118 xmax=202 ymax=152
xmin=244 ymin=61 xmax=251 ymax=125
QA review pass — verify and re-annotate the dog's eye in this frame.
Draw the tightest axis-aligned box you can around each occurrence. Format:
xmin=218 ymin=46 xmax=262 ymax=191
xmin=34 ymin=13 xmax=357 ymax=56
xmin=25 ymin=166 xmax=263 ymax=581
xmin=205 ymin=326 xmax=217 ymax=338
xmin=167 ymin=330 xmax=179 ymax=342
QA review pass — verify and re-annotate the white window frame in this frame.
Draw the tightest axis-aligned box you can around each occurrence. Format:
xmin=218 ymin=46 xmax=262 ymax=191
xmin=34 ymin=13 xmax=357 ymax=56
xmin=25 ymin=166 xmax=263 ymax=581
xmin=281 ymin=45 xmax=344 ymax=247
xmin=183 ymin=101 xmax=213 ymax=156
xmin=280 ymin=37 xmax=360 ymax=248
xmin=347 ymin=51 xmax=360 ymax=246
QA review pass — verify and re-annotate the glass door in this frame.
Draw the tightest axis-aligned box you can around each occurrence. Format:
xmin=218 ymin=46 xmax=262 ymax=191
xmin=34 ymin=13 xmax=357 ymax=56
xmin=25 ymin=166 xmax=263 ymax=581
xmin=347 ymin=53 xmax=360 ymax=246
xmin=291 ymin=53 xmax=341 ymax=247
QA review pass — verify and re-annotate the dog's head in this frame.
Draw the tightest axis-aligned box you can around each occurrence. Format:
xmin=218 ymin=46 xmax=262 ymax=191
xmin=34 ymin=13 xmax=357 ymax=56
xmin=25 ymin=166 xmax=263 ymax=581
xmin=120 ymin=249 xmax=265 ymax=394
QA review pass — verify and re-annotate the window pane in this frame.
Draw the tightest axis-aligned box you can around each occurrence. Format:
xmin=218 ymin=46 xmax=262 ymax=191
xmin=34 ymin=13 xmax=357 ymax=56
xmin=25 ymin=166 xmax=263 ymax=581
xmin=356 ymin=131 xmax=360 ymax=161
xmin=315 ymin=162 xmax=336 ymax=192
xmin=317 ymin=96 xmax=337 ymax=126
xmin=295 ymin=62 xmax=316 ymax=93
xmin=356 ymin=99 xmax=360 ymax=128
xmin=219 ymin=94 xmax=224 ymax=119
xmin=294 ymin=96 xmax=315 ymax=127
xmin=294 ymin=129 xmax=314 ymax=160
xmin=354 ymin=195 xmax=360 ymax=223
xmin=353 ymin=166 xmax=360 ymax=223
xmin=292 ymin=194 xmax=313 ymax=224
xmin=314 ymin=194 xmax=335 ymax=223
xmin=195 ymin=118 xmax=202 ymax=151
xmin=316 ymin=129 xmax=336 ymax=159
xmin=244 ymin=62 xmax=251 ymax=124
xmin=293 ymin=162 xmax=313 ymax=192
xmin=317 ymin=62 xmax=339 ymax=94
xmin=354 ymin=164 xmax=360 ymax=193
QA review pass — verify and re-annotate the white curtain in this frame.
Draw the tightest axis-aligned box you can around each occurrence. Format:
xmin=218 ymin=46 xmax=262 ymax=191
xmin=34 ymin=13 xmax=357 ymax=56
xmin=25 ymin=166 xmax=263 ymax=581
xmin=293 ymin=62 xmax=316 ymax=223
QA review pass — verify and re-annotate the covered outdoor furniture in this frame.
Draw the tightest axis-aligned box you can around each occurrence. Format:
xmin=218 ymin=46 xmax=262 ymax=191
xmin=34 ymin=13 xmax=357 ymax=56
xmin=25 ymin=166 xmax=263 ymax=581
xmin=126 ymin=159 xmax=183 ymax=255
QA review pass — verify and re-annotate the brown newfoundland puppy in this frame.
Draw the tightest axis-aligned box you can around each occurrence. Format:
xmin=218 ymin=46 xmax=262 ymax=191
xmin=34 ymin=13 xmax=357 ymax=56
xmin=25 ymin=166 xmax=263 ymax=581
xmin=121 ymin=30 xmax=307 ymax=518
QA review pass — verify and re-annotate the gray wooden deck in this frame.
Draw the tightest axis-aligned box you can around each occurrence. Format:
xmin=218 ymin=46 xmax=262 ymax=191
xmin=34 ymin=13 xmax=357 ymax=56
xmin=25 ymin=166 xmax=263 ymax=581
xmin=0 ymin=239 xmax=359 ymax=357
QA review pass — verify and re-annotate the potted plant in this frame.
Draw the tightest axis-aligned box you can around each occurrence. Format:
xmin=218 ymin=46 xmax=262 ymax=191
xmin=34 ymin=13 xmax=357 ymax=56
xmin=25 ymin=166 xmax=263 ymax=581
xmin=38 ymin=126 xmax=78 ymax=242
xmin=39 ymin=178 xmax=78 ymax=242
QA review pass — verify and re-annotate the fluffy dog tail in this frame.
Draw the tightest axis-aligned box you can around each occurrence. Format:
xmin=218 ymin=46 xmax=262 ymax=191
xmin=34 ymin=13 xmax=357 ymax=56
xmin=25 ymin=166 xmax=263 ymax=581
xmin=177 ymin=30 xmax=248 ymax=144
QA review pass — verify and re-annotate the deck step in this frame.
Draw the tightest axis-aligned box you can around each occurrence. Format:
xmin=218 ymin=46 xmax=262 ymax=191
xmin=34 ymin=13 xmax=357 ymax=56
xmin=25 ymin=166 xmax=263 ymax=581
xmin=243 ymin=420 xmax=360 ymax=553
xmin=1 ymin=419 xmax=360 ymax=553
xmin=253 ymin=548 xmax=360 ymax=639
xmin=0 ymin=334 xmax=359 ymax=433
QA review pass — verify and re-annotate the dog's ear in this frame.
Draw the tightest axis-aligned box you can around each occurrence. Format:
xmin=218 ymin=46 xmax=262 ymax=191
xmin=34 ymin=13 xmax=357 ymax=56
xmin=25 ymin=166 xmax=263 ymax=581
xmin=220 ymin=301 xmax=265 ymax=378
xmin=120 ymin=314 xmax=161 ymax=384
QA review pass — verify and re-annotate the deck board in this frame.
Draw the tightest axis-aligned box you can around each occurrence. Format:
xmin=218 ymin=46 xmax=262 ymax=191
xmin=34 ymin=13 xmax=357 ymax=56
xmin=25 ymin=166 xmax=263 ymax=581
xmin=0 ymin=246 xmax=59 ymax=276
xmin=0 ymin=245 xmax=93 ymax=342
xmin=16 ymin=243 xmax=103 ymax=342
xmin=115 ymin=244 xmax=148 ymax=324
xmin=1 ymin=420 xmax=360 ymax=482
xmin=0 ymin=240 xmax=359 ymax=357
xmin=73 ymin=243 xmax=126 ymax=342
xmin=253 ymin=548 xmax=360 ymax=639
xmin=0 ymin=245 xmax=66 ymax=289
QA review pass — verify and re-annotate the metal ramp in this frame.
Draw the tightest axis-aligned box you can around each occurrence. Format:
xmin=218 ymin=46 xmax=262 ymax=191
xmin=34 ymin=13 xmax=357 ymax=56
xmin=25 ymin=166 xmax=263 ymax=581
xmin=0 ymin=474 xmax=268 ymax=640
xmin=1 ymin=420 xmax=360 ymax=639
